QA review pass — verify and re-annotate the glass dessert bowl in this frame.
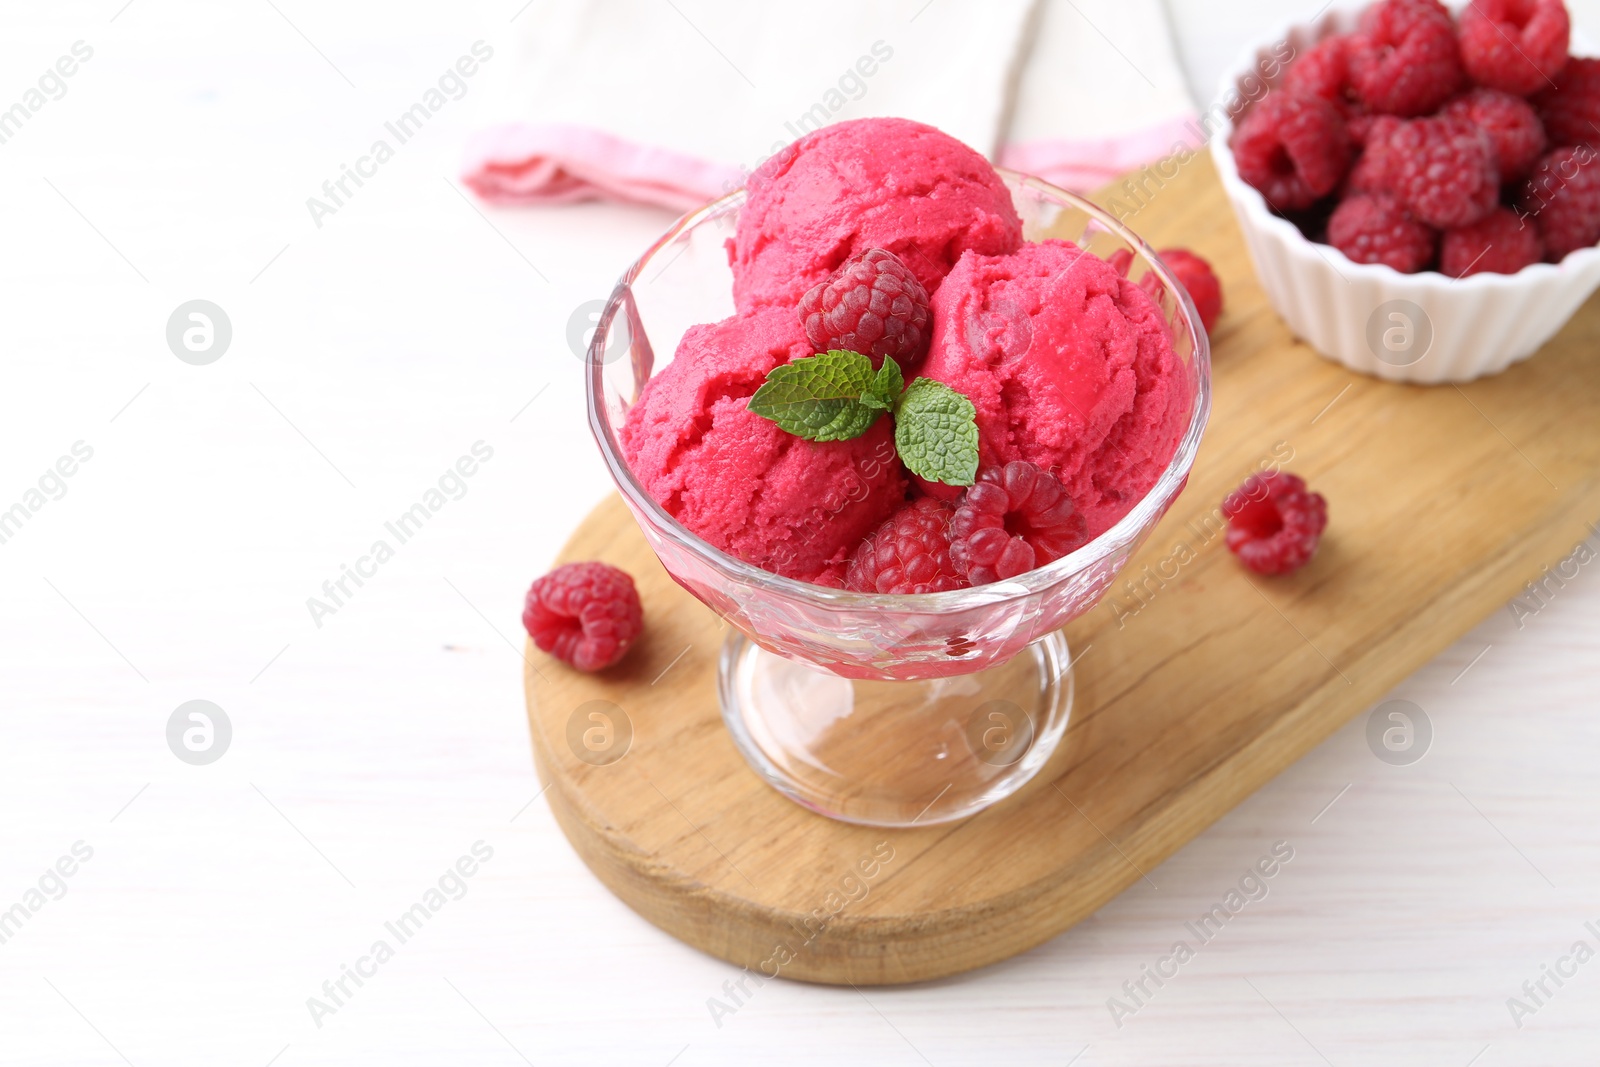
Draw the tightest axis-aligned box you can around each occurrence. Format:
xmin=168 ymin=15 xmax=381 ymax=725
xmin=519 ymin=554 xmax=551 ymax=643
xmin=589 ymin=172 xmax=1211 ymax=827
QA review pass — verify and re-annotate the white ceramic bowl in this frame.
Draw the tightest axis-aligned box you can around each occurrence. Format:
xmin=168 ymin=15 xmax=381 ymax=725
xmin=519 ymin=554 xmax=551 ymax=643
xmin=1210 ymin=5 xmax=1600 ymax=383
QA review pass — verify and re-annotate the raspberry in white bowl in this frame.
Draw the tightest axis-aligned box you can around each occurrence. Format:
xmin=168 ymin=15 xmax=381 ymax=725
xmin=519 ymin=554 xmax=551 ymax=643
xmin=1213 ymin=0 xmax=1600 ymax=382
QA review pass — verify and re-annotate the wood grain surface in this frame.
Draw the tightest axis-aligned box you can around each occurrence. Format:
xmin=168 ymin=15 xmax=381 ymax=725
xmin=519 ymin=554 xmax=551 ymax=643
xmin=523 ymin=153 xmax=1600 ymax=986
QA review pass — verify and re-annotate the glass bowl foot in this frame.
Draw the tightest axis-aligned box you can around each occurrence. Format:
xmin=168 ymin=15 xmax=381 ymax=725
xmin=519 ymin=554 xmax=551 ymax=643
xmin=718 ymin=631 xmax=1074 ymax=827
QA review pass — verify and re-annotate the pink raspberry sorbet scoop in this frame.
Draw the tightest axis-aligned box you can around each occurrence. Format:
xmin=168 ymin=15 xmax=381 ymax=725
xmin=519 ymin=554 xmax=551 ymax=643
xmin=730 ymin=117 xmax=1023 ymax=314
xmin=619 ymin=305 xmax=907 ymax=584
xmin=918 ymin=240 xmax=1189 ymax=538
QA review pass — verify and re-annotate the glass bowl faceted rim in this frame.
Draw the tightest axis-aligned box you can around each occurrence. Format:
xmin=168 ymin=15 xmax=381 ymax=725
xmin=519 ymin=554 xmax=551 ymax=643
xmin=587 ymin=168 xmax=1213 ymax=612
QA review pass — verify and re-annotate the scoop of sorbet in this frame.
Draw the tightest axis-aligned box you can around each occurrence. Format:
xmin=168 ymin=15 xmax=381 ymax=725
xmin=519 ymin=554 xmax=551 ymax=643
xmin=619 ymin=306 xmax=908 ymax=583
xmin=730 ymin=117 xmax=1023 ymax=313
xmin=917 ymin=240 xmax=1188 ymax=538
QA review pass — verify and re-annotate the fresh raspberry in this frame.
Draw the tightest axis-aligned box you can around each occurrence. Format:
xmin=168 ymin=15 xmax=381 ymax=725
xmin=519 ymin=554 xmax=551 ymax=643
xmin=797 ymin=248 xmax=932 ymax=364
xmin=1106 ymin=246 xmax=1165 ymax=297
xmin=1388 ymin=116 xmax=1499 ymax=228
xmin=1347 ymin=0 xmax=1466 ymax=117
xmin=1534 ymin=57 xmax=1600 ymax=149
xmin=949 ymin=462 xmax=1087 ymax=585
xmin=1441 ymin=89 xmax=1549 ymax=182
xmin=1348 ymin=112 xmax=1402 ymax=149
xmin=1440 ymin=207 xmax=1544 ymax=275
xmin=522 ymin=562 xmax=643 ymax=671
xmin=1285 ymin=35 xmax=1352 ymax=104
xmin=1345 ymin=150 xmax=1389 ymax=195
xmin=1459 ymin=0 xmax=1570 ymax=96
xmin=1344 ymin=115 xmax=1404 ymax=194
xmin=1359 ymin=0 xmax=1451 ymax=37
xmin=1327 ymin=193 xmax=1438 ymax=272
xmin=1231 ymin=94 xmax=1354 ymax=210
xmin=1222 ymin=472 xmax=1328 ymax=576
xmin=1158 ymin=248 xmax=1223 ymax=333
xmin=845 ymin=498 xmax=965 ymax=594
xmin=1519 ymin=145 xmax=1600 ymax=260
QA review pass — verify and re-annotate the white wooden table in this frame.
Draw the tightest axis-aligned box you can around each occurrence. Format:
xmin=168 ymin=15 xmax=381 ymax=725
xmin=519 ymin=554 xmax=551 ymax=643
xmin=1 ymin=2 xmax=1596 ymax=1064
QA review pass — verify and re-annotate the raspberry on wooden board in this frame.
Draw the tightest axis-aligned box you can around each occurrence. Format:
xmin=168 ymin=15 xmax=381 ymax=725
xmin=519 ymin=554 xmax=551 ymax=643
xmin=1158 ymin=248 xmax=1224 ymax=333
xmin=523 ymin=562 xmax=644 ymax=672
xmin=1223 ymin=472 xmax=1329 ymax=576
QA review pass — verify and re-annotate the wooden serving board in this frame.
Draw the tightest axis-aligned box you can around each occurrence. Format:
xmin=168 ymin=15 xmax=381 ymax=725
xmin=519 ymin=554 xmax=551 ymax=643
xmin=523 ymin=154 xmax=1600 ymax=986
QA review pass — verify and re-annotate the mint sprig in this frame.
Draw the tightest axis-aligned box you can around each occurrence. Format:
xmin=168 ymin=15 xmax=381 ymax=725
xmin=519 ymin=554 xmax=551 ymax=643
xmin=861 ymin=357 xmax=903 ymax=412
xmin=746 ymin=349 xmax=882 ymax=442
xmin=893 ymin=377 xmax=979 ymax=487
xmin=746 ymin=350 xmax=978 ymax=486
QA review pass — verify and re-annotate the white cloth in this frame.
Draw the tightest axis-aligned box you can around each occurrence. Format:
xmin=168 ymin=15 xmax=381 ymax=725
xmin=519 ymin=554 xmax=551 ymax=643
xmin=464 ymin=0 xmax=1199 ymax=208
xmin=1005 ymin=0 xmax=1201 ymax=187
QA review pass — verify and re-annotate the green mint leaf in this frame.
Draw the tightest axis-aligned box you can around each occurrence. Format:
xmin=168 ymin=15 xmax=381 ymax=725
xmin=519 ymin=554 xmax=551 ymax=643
xmin=861 ymin=356 xmax=904 ymax=412
xmin=893 ymin=377 xmax=979 ymax=486
xmin=747 ymin=350 xmax=882 ymax=441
